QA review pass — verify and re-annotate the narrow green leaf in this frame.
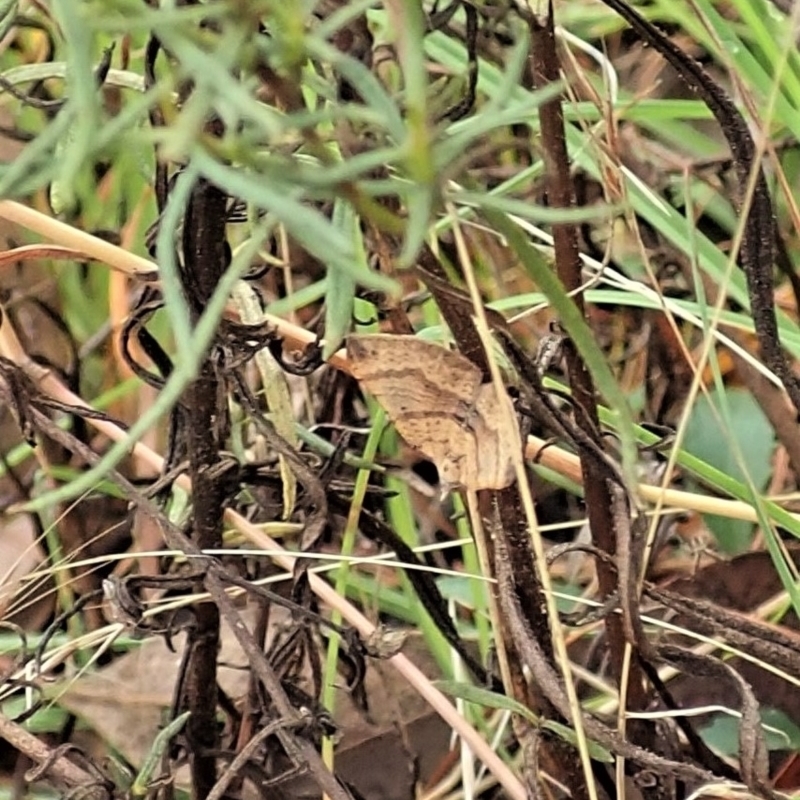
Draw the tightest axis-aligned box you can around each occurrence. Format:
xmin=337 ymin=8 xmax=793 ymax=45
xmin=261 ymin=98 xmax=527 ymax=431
xmin=434 ymin=681 xmax=614 ymax=762
xmin=323 ymin=200 xmax=360 ymax=359
xmin=542 ymin=721 xmax=614 ymax=763
xmin=433 ymin=679 xmax=540 ymax=725
xmin=192 ymin=149 xmax=399 ymax=296
xmin=485 ymin=210 xmax=640 ymax=493
xmin=131 ymin=711 xmax=191 ymax=796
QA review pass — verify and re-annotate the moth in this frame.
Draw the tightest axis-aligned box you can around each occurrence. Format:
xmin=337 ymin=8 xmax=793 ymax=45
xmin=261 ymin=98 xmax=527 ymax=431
xmin=346 ymin=334 xmax=519 ymax=491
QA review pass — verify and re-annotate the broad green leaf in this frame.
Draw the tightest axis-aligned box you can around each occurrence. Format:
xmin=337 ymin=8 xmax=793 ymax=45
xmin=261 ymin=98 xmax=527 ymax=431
xmin=700 ymin=707 xmax=800 ymax=756
xmin=684 ymin=388 xmax=776 ymax=553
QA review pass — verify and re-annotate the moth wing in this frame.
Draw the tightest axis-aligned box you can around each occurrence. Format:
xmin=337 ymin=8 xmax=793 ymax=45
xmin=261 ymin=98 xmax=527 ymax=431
xmin=346 ymin=334 xmax=482 ymax=397
xmin=346 ymin=334 xmax=517 ymax=491
xmin=469 ymin=384 xmax=519 ymax=491
xmin=346 ymin=335 xmax=484 ymax=487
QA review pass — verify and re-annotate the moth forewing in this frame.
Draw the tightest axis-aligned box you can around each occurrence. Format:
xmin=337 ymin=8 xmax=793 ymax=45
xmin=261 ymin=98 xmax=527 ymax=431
xmin=345 ymin=334 xmax=519 ymax=491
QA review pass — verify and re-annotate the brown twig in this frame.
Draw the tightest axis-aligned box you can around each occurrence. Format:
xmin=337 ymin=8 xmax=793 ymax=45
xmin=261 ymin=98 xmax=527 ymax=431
xmin=526 ymin=0 xmax=649 ymax=710
xmin=179 ymin=177 xmax=230 ymax=799
xmin=417 ymin=228 xmax=582 ymax=791
xmin=492 ymin=522 xmax=718 ymax=785
xmin=0 ymin=713 xmax=107 ymax=798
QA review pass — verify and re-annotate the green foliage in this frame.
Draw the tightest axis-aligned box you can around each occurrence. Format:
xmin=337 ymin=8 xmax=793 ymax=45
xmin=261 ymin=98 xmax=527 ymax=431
xmin=1 ymin=697 xmax=68 ymax=734
xmin=684 ymin=388 xmax=776 ymax=553
xmin=130 ymin=711 xmax=191 ymax=797
xmin=700 ymin=707 xmax=800 ymax=755
xmin=4 ymin=3 xmax=800 ymax=790
xmin=435 ymin=680 xmax=614 ymax=762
